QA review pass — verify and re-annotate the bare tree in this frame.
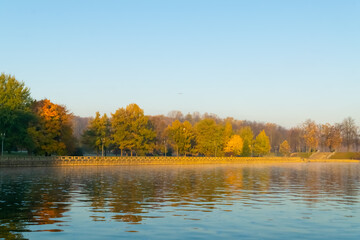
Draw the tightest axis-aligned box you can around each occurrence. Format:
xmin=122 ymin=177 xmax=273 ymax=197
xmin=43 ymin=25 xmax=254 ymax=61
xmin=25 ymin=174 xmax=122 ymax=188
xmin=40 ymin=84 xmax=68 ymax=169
xmin=168 ymin=110 xmax=184 ymax=122
xmin=288 ymin=127 xmax=303 ymax=152
xmin=341 ymin=117 xmax=358 ymax=152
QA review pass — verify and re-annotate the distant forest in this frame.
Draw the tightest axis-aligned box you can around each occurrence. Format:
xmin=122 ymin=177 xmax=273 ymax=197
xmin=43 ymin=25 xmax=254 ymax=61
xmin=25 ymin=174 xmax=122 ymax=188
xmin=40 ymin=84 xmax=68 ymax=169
xmin=1 ymin=73 xmax=359 ymax=157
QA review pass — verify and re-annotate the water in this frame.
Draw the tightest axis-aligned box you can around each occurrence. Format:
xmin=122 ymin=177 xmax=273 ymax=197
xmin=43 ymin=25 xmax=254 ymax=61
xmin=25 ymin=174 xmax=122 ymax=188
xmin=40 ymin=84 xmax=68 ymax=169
xmin=1 ymin=163 xmax=360 ymax=239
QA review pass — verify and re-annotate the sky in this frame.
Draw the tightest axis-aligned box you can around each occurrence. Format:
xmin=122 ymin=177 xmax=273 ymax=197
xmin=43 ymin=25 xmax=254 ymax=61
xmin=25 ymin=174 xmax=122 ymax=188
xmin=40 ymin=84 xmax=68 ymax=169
xmin=1 ymin=0 xmax=359 ymax=128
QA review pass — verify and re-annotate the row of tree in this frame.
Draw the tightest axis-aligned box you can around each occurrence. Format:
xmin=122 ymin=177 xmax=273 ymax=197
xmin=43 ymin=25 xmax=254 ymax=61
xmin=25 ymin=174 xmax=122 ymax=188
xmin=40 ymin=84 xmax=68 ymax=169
xmin=82 ymin=106 xmax=272 ymax=157
xmin=81 ymin=106 xmax=359 ymax=157
xmin=1 ymin=73 xmax=359 ymax=156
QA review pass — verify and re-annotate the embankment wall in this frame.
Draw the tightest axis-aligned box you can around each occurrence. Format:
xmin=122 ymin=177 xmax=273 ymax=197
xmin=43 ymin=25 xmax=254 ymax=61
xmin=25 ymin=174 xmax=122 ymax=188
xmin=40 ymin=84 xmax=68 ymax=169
xmin=1 ymin=156 xmax=358 ymax=167
xmin=0 ymin=156 xmax=304 ymax=167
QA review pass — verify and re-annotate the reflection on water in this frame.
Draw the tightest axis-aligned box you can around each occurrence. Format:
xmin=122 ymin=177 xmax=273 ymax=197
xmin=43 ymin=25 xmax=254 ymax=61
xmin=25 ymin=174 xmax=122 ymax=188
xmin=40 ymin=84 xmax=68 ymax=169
xmin=1 ymin=163 xmax=360 ymax=239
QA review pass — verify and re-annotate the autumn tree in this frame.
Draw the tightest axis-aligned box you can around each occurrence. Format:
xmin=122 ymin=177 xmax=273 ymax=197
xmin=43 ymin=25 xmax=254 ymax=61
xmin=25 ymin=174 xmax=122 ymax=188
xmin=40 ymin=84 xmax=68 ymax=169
xmin=82 ymin=112 xmax=111 ymax=156
xmin=253 ymin=130 xmax=271 ymax=156
xmin=279 ymin=140 xmax=290 ymax=156
xmin=224 ymin=135 xmax=243 ymax=156
xmin=166 ymin=120 xmax=195 ymax=156
xmin=239 ymin=126 xmax=254 ymax=157
xmin=341 ymin=117 xmax=358 ymax=152
xmin=28 ymin=99 xmax=75 ymax=156
xmin=302 ymin=119 xmax=319 ymax=152
xmin=0 ymin=73 xmax=34 ymax=152
xmin=321 ymin=123 xmax=342 ymax=152
xmin=195 ymin=119 xmax=224 ymax=156
xmin=111 ymin=104 xmax=155 ymax=156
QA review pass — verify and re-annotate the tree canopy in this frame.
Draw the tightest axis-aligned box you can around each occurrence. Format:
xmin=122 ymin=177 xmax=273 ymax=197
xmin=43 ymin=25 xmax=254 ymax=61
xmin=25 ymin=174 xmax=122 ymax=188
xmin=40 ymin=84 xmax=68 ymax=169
xmin=111 ymin=103 xmax=155 ymax=156
xmin=2 ymin=72 xmax=360 ymax=157
xmin=253 ymin=130 xmax=271 ymax=156
xmin=82 ymin=112 xmax=111 ymax=156
xmin=166 ymin=120 xmax=195 ymax=156
xmin=279 ymin=140 xmax=290 ymax=156
xmin=302 ymin=119 xmax=319 ymax=152
xmin=0 ymin=73 xmax=34 ymax=152
xmin=224 ymin=135 xmax=243 ymax=156
xmin=28 ymin=99 xmax=74 ymax=156
xmin=195 ymin=119 xmax=224 ymax=156
xmin=0 ymin=73 xmax=32 ymax=110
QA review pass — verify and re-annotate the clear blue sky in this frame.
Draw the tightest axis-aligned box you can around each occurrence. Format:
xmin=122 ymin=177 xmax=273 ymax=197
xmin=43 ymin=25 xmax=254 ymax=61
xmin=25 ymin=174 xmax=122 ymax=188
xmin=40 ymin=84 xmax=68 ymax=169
xmin=1 ymin=0 xmax=359 ymax=127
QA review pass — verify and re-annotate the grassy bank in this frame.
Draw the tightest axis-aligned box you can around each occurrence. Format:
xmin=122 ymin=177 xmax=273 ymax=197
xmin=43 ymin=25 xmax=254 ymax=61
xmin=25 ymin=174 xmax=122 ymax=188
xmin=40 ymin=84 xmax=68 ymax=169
xmin=330 ymin=152 xmax=360 ymax=160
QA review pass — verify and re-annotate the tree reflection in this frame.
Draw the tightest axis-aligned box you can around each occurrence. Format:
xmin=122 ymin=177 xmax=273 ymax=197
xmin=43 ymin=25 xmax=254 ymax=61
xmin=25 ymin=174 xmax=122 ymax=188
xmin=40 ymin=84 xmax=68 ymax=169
xmin=0 ymin=168 xmax=72 ymax=238
xmin=72 ymin=163 xmax=360 ymax=223
xmin=1 ymin=163 xmax=360 ymax=236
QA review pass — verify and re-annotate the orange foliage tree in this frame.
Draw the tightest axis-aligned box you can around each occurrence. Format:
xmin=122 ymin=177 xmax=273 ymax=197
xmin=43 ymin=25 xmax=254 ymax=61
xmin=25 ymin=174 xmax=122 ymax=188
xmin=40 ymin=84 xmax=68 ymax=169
xmin=28 ymin=99 xmax=74 ymax=156
xmin=321 ymin=123 xmax=342 ymax=152
xmin=302 ymin=119 xmax=319 ymax=152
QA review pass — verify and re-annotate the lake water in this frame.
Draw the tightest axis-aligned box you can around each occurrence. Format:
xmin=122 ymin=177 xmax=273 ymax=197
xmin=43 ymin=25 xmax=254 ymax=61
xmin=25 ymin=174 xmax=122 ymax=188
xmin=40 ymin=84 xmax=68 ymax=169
xmin=1 ymin=163 xmax=360 ymax=239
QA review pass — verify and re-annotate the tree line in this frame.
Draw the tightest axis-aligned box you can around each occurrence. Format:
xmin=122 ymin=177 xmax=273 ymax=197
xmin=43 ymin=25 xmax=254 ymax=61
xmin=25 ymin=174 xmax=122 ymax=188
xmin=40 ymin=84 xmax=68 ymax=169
xmin=1 ymin=73 xmax=359 ymax=156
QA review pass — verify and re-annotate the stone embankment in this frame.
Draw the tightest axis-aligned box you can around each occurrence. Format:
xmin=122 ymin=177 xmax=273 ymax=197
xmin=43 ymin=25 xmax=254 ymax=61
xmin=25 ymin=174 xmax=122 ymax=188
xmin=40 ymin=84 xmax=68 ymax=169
xmin=0 ymin=156 xmax=359 ymax=167
xmin=0 ymin=156 xmax=303 ymax=167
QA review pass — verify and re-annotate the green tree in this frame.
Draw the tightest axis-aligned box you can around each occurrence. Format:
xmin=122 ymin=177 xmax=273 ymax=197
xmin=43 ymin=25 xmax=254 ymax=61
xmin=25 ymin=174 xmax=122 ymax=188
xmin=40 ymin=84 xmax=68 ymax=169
xmin=279 ymin=140 xmax=290 ymax=156
xmin=82 ymin=112 xmax=111 ymax=156
xmin=195 ymin=119 xmax=224 ymax=156
xmin=0 ymin=73 xmax=34 ymax=153
xmin=28 ymin=99 xmax=75 ymax=156
xmin=241 ymin=139 xmax=252 ymax=157
xmin=253 ymin=130 xmax=271 ymax=156
xmin=0 ymin=73 xmax=32 ymax=110
xmin=166 ymin=120 xmax=195 ymax=156
xmin=111 ymin=104 xmax=155 ymax=156
xmin=239 ymin=126 xmax=254 ymax=156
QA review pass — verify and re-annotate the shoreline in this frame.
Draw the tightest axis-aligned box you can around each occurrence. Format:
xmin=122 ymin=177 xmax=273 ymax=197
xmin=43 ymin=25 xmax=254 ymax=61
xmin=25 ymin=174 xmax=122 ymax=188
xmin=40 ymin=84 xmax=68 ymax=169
xmin=0 ymin=156 xmax=359 ymax=167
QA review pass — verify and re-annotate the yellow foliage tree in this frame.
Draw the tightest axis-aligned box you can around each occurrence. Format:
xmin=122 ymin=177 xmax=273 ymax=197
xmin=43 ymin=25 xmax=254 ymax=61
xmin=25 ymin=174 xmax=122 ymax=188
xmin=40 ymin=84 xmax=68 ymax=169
xmin=195 ymin=119 xmax=224 ymax=156
xmin=224 ymin=135 xmax=243 ymax=156
xmin=253 ymin=130 xmax=271 ymax=156
xmin=166 ymin=120 xmax=194 ymax=156
xmin=111 ymin=103 xmax=155 ymax=156
xmin=279 ymin=140 xmax=290 ymax=156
